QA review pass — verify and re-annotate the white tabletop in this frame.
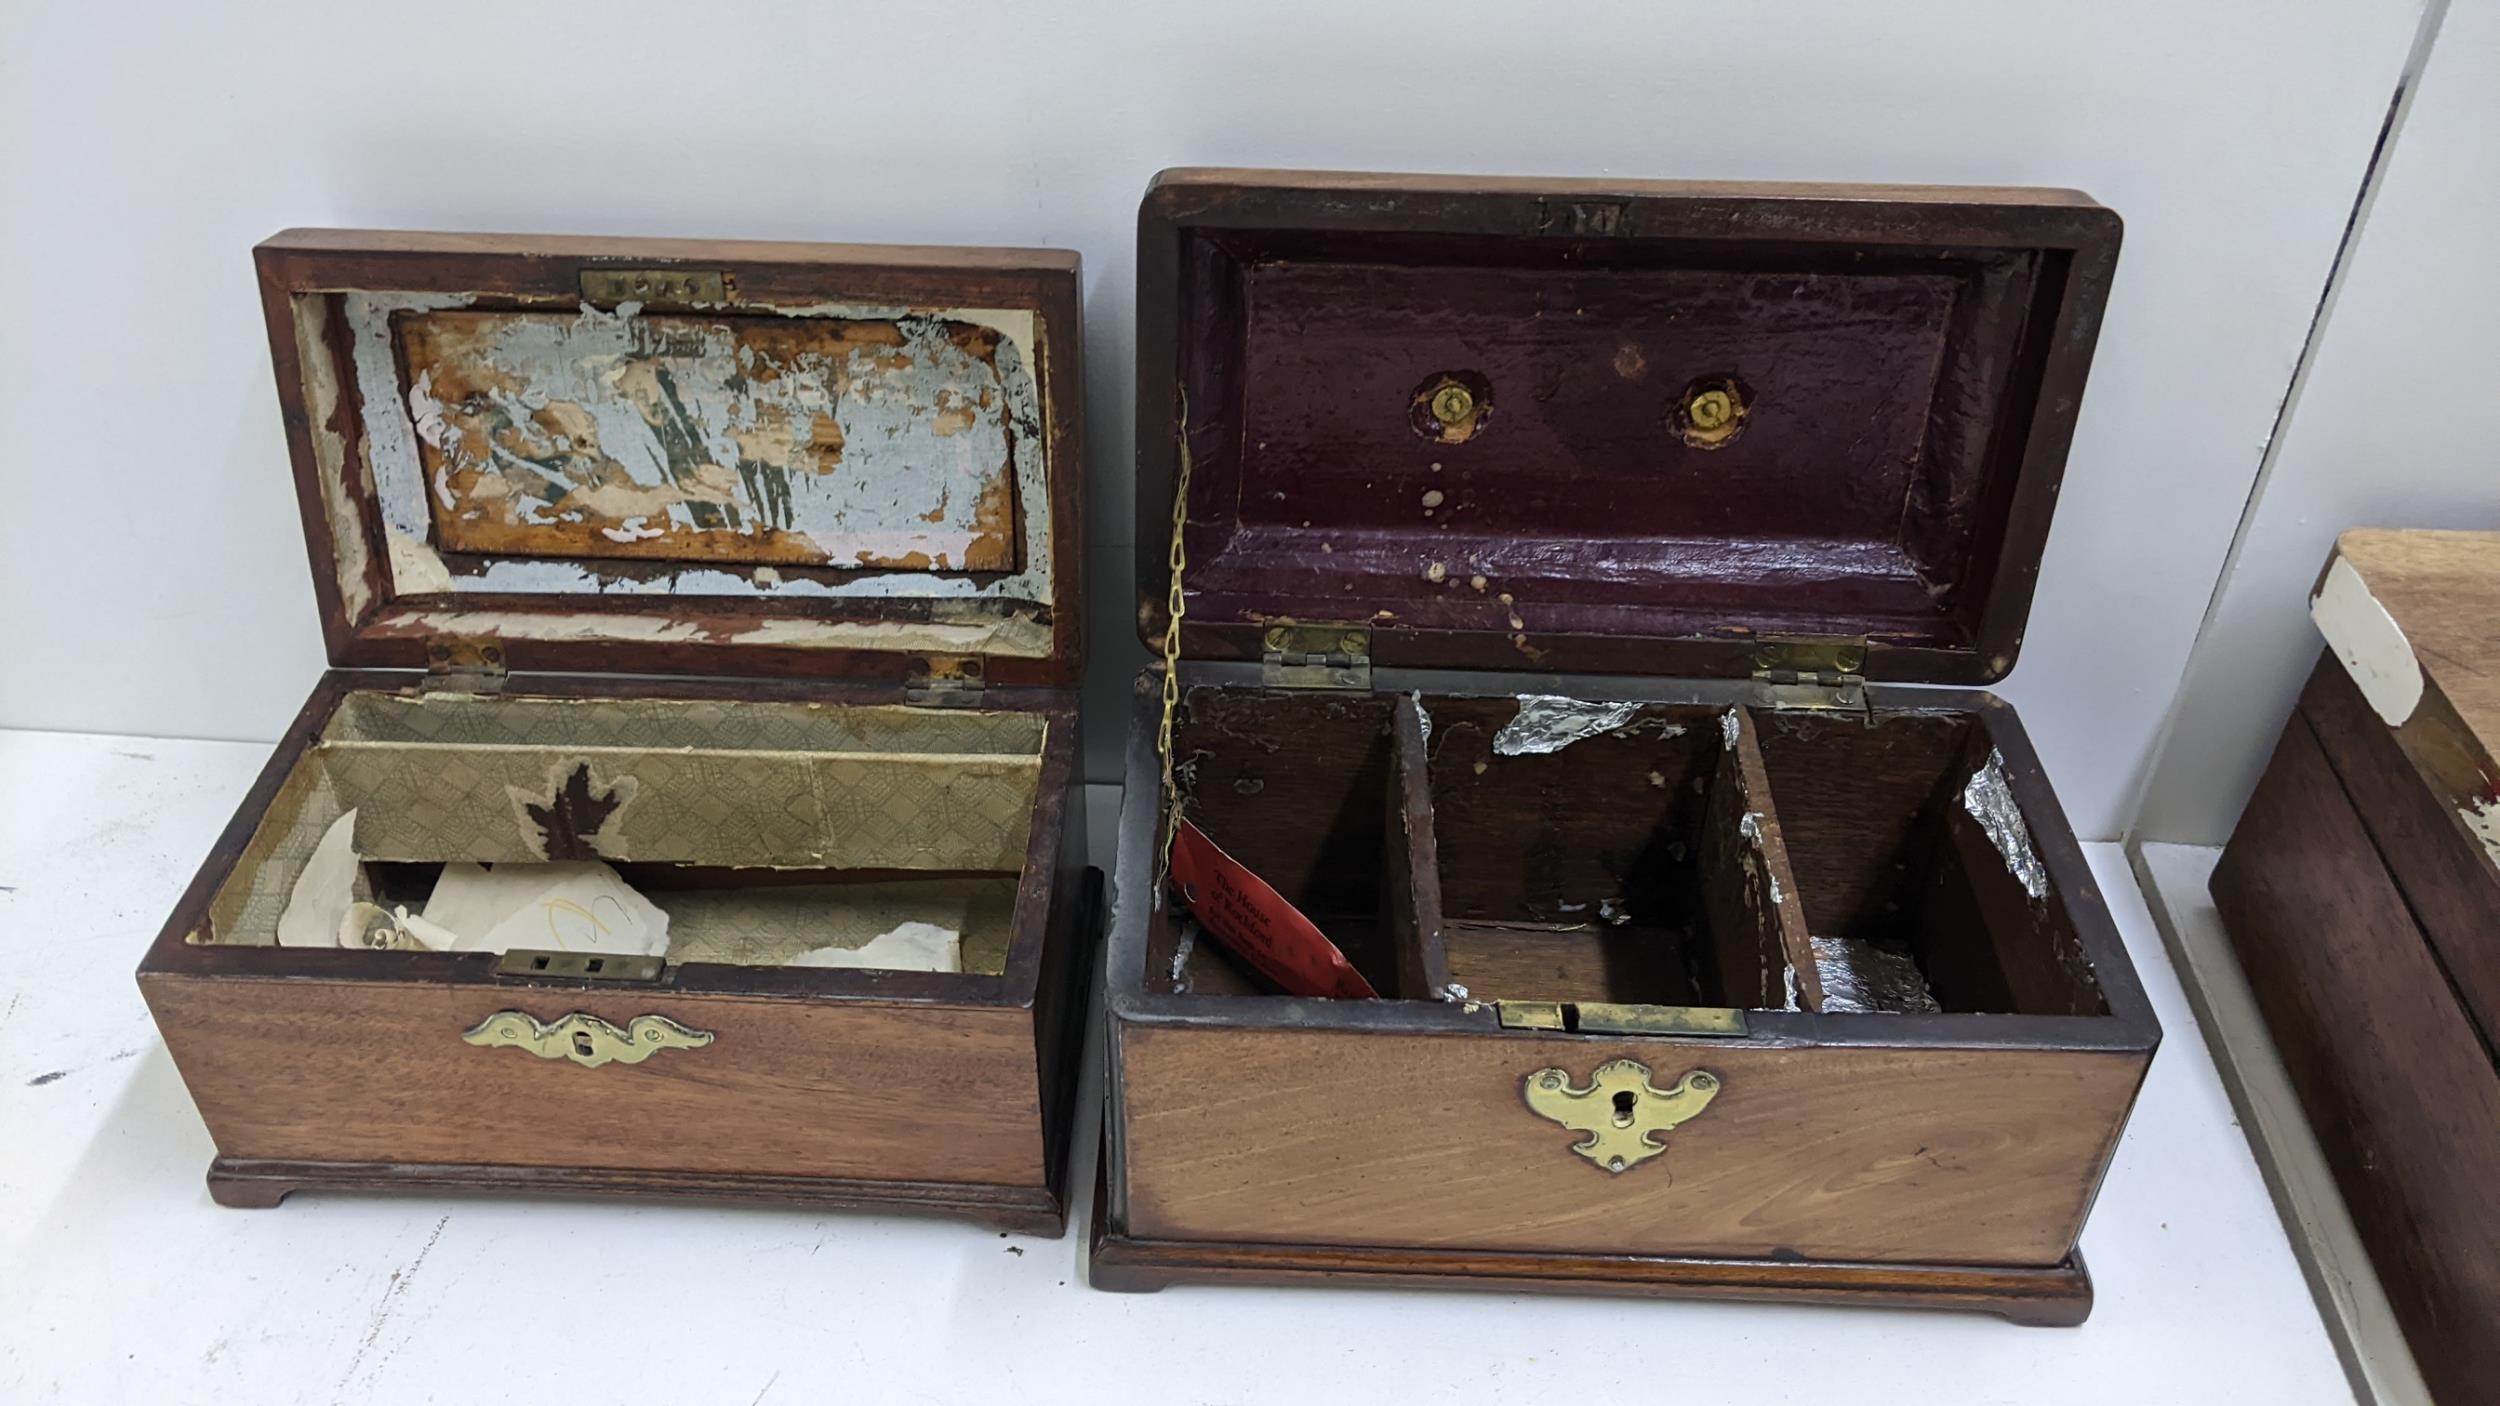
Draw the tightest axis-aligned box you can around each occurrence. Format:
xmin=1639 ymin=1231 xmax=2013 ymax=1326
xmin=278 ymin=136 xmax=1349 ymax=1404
xmin=0 ymin=728 xmax=2352 ymax=1406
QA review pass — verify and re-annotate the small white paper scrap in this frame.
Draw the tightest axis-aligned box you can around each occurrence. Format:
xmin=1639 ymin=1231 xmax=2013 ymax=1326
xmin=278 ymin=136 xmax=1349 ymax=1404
xmin=425 ymin=860 xmax=669 ymax=957
xmin=277 ymin=810 xmax=362 ymax=948
xmin=787 ymin=922 xmax=962 ymax=974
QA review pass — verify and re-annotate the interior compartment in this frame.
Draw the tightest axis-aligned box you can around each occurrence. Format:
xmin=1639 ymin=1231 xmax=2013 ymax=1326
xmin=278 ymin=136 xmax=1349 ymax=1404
xmin=1148 ymin=689 xmax=1403 ymax=996
xmin=1753 ymin=710 xmax=2107 ymax=1016
xmin=1152 ymin=686 xmax=2105 ymax=1018
xmin=1167 ymin=225 xmax=2078 ymax=653
xmin=201 ymin=688 xmax=1048 ymax=974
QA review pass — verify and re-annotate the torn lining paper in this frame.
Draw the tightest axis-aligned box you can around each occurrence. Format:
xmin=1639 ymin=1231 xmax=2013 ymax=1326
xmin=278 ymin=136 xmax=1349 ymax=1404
xmin=787 ymin=921 xmax=963 ymax=973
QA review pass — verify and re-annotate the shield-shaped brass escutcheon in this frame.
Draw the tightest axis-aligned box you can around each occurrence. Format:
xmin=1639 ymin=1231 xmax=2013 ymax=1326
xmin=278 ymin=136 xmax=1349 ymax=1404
xmin=1521 ymin=1059 xmax=1721 ymax=1174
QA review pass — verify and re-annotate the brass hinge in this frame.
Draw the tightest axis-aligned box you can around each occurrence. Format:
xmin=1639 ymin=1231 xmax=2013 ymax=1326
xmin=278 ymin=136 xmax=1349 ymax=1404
xmin=1751 ymin=635 xmax=1869 ymax=718
xmin=1496 ymin=1001 xmax=1750 ymax=1038
xmin=422 ymin=638 xmax=509 ymax=694
xmin=1261 ymin=623 xmax=1372 ymax=690
xmin=905 ymin=655 xmax=986 ymax=708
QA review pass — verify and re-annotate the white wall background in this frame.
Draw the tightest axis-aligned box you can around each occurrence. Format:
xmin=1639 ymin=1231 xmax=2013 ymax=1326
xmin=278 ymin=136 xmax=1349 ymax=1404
xmin=0 ymin=0 xmax=2431 ymax=837
xmin=2132 ymin=0 xmax=2499 ymax=845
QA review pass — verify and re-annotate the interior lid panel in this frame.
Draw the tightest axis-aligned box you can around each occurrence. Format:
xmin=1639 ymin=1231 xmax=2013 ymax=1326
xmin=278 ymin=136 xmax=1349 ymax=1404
xmin=1135 ymin=171 xmax=2120 ymax=684
xmin=260 ymin=230 xmax=1084 ymax=684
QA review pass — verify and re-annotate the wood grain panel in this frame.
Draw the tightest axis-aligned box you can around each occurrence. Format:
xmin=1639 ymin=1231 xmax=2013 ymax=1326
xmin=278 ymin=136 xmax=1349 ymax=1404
xmin=1751 ymin=708 xmax=1973 ymax=936
xmin=2212 ymin=708 xmax=2500 ymax=1406
xmin=143 ymin=975 xmax=1047 ymax=1186
xmin=1117 ymin=1023 xmax=2140 ymax=1265
xmin=1699 ymin=706 xmax=1818 ymax=1009
xmin=1385 ymin=694 xmax=1450 ymax=1000
xmin=2303 ymin=653 xmax=2500 ymax=1054
xmin=1440 ymin=921 xmax=1701 ymax=1006
xmin=1914 ymin=731 xmax=2105 ymax=1016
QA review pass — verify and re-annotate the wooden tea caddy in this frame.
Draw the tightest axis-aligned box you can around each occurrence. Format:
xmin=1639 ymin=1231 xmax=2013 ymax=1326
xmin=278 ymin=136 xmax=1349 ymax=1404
xmin=136 ymin=230 xmax=1093 ymax=1233
xmin=1096 ymin=170 xmax=2161 ymax=1321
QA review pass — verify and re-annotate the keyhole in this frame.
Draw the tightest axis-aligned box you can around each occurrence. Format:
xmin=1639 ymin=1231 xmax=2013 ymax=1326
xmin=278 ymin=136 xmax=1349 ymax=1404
xmin=572 ymin=1031 xmax=596 ymax=1058
xmin=1612 ymin=1089 xmax=1637 ymax=1127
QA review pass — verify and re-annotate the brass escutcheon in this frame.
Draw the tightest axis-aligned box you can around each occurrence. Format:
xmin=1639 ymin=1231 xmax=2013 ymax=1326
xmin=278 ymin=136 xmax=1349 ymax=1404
xmin=461 ymin=1011 xmax=714 ymax=1069
xmin=1522 ymin=1058 xmax=1721 ymax=1174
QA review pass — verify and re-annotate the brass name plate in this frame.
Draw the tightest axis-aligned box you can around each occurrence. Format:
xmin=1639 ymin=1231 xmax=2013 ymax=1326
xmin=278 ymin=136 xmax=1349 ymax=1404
xmin=577 ymin=267 xmax=728 ymax=305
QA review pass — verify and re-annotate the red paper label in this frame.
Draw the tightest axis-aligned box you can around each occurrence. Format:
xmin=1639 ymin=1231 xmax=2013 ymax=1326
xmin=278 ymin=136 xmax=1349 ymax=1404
xmin=1170 ymin=819 xmax=1379 ymax=999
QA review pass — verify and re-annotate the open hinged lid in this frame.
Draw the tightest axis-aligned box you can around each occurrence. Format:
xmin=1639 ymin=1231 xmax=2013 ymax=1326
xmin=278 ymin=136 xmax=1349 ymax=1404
xmin=1135 ymin=169 xmax=2119 ymax=686
xmin=259 ymin=229 xmax=1083 ymax=689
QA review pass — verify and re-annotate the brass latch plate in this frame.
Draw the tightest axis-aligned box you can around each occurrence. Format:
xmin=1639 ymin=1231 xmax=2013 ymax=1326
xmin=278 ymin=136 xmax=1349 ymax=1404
xmin=1261 ymin=623 xmax=1372 ymax=690
xmin=1496 ymin=1001 xmax=1749 ymax=1038
xmin=493 ymin=949 xmax=666 ymax=983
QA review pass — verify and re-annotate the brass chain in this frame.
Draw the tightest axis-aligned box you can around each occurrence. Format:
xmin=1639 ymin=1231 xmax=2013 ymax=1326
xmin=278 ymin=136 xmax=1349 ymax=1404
xmin=1154 ymin=391 xmax=1193 ymax=896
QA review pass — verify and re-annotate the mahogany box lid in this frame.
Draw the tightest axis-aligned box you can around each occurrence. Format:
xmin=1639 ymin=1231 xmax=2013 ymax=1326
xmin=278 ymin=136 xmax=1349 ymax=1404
xmin=258 ymin=229 xmax=1084 ymax=688
xmin=1134 ymin=169 xmax=2120 ymax=684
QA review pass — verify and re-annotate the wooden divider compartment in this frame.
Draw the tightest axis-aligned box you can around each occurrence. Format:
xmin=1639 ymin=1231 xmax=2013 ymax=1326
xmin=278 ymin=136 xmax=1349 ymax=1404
xmin=1151 ymin=687 xmax=2102 ymax=1022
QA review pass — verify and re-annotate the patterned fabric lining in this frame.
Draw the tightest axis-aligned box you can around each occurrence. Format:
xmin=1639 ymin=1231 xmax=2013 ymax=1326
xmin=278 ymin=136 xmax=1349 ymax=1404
xmin=206 ymin=690 xmax=1045 ymax=956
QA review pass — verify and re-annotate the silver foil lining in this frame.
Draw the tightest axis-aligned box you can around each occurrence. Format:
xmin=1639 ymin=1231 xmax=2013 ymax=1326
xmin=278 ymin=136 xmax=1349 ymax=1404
xmin=1963 ymin=748 xmax=2050 ymax=901
xmin=1811 ymin=936 xmax=1941 ymax=1014
xmin=1492 ymin=696 xmax=1646 ymax=756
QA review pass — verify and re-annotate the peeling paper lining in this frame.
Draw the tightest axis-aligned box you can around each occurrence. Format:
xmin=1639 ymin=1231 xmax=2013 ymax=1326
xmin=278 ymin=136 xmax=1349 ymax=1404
xmin=2460 ymin=796 xmax=2500 ymax=872
xmin=2312 ymin=556 xmax=2425 ymax=727
xmin=341 ymin=293 xmax=1055 ymax=610
xmin=1492 ymin=696 xmax=1644 ymax=756
xmin=786 ymin=920 xmax=961 ymax=973
xmin=1963 ymin=749 xmax=2049 ymax=901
